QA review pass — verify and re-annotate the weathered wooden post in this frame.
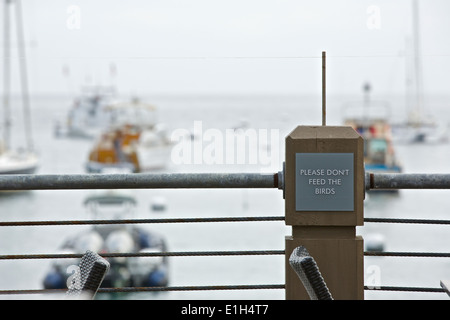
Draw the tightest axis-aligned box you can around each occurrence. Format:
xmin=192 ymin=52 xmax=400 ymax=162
xmin=284 ymin=125 xmax=365 ymax=299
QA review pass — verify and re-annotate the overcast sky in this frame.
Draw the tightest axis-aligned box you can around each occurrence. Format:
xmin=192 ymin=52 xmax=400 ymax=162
xmin=2 ymin=0 xmax=450 ymax=96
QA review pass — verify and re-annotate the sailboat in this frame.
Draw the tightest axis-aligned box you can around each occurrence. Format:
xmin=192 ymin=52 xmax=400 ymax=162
xmin=0 ymin=0 xmax=38 ymax=174
xmin=391 ymin=0 xmax=448 ymax=144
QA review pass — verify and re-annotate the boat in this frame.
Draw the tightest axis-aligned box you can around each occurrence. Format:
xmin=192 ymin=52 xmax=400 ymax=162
xmin=42 ymin=191 xmax=169 ymax=292
xmin=0 ymin=147 xmax=39 ymax=174
xmin=347 ymin=117 xmax=403 ymax=175
xmin=85 ymin=99 xmax=173 ymax=173
xmin=1 ymin=0 xmax=39 ymax=175
xmin=54 ymin=86 xmax=118 ymax=139
xmin=390 ymin=0 xmax=448 ymax=144
xmin=343 ymin=85 xmax=403 ymax=176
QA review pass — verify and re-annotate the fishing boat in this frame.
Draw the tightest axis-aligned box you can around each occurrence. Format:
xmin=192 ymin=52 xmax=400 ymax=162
xmin=54 ymin=86 xmax=118 ymax=139
xmin=1 ymin=0 xmax=39 ymax=175
xmin=42 ymin=191 xmax=169 ymax=292
xmin=85 ymin=99 xmax=173 ymax=173
xmin=346 ymin=117 xmax=402 ymax=174
xmin=343 ymin=84 xmax=403 ymax=176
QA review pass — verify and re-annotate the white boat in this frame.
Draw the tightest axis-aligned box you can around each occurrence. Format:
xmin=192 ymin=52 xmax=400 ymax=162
xmin=85 ymin=99 xmax=173 ymax=173
xmin=391 ymin=0 xmax=448 ymax=144
xmin=0 ymin=148 xmax=39 ymax=174
xmin=135 ymin=124 xmax=174 ymax=171
xmin=43 ymin=191 xmax=169 ymax=292
xmin=86 ymin=123 xmax=173 ymax=173
xmin=54 ymin=86 xmax=119 ymax=139
xmin=1 ymin=0 xmax=39 ymax=175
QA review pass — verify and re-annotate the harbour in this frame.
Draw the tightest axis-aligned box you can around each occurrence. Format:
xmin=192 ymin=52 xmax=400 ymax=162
xmin=2 ymin=0 xmax=450 ymax=301
xmin=1 ymin=94 xmax=450 ymax=299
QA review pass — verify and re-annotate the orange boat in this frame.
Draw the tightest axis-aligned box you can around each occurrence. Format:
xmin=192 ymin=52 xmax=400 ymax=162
xmin=86 ymin=123 xmax=173 ymax=173
xmin=87 ymin=124 xmax=141 ymax=173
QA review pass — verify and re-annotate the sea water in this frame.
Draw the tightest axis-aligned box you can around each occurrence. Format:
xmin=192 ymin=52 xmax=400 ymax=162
xmin=1 ymin=93 xmax=450 ymax=300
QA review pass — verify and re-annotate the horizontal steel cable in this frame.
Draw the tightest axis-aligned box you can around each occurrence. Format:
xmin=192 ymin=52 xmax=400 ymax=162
xmin=0 ymin=216 xmax=285 ymax=227
xmin=364 ymin=217 xmax=450 ymax=225
xmin=3 ymin=250 xmax=450 ymax=261
xmin=3 ymin=216 xmax=450 ymax=227
xmin=0 ymin=285 xmax=445 ymax=295
xmin=0 ymin=284 xmax=285 ymax=295
xmin=1 ymin=215 xmax=449 ymax=296
xmin=364 ymin=286 xmax=445 ymax=293
xmin=0 ymin=250 xmax=285 ymax=260
xmin=364 ymin=252 xmax=450 ymax=257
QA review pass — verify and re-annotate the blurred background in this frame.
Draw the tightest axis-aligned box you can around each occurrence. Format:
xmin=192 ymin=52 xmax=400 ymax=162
xmin=1 ymin=0 xmax=450 ymax=300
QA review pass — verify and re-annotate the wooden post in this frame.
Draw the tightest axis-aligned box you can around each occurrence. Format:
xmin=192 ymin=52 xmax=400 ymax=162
xmin=285 ymin=126 xmax=365 ymax=300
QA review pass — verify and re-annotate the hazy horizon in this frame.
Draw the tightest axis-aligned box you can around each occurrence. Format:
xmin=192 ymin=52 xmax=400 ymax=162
xmin=1 ymin=0 xmax=450 ymax=97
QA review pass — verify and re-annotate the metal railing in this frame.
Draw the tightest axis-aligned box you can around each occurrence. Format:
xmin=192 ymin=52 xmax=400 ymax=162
xmin=366 ymin=172 xmax=450 ymax=190
xmin=0 ymin=172 xmax=282 ymax=191
xmin=1 ymin=171 xmax=449 ymax=192
xmin=0 ymin=171 xmax=284 ymax=298
xmin=1 ymin=171 xmax=450 ymax=297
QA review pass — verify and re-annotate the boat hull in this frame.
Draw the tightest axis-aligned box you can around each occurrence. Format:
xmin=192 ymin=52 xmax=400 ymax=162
xmin=42 ymin=226 xmax=169 ymax=292
xmin=136 ymin=144 xmax=173 ymax=171
xmin=0 ymin=152 xmax=39 ymax=175
xmin=85 ymin=160 xmax=136 ymax=174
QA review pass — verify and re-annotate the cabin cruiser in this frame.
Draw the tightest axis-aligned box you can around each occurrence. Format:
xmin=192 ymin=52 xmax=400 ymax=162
xmin=345 ymin=118 xmax=402 ymax=175
xmin=85 ymin=123 xmax=173 ymax=173
xmin=54 ymin=86 xmax=118 ymax=139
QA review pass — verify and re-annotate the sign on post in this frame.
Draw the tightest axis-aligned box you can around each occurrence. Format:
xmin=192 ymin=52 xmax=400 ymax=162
xmin=285 ymin=126 xmax=364 ymax=300
xmin=296 ymin=153 xmax=354 ymax=211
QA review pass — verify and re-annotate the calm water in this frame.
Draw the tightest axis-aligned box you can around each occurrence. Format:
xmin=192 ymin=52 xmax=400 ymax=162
xmin=1 ymin=93 xmax=450 ymax=300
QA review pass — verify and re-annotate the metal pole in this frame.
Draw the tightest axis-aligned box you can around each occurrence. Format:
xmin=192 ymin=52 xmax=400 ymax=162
xmin=412 ymin=0 xmax=424 ymax=122
xmin=0 ymin=172 xmax=280 ymax=190
xmin=322 ymin=51 xmax=326 ymax=126
xmin=367 ymin=173 xmax=450 ymax=190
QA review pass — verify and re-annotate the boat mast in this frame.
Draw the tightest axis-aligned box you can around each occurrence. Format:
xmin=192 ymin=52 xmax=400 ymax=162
xmin=15 ymin=0 xmax=33 ymax=151
xmin=411 ymin=0 xmax=424 ymax=126
xmin=2 ymin=0 xmax=34 ymax=152
xmin=3 ymin=0 xmax=11 ymax=150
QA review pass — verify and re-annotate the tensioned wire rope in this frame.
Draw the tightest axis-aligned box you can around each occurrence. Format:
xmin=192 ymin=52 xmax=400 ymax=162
xmin=1 ymin=215 xmax=449 ymax=295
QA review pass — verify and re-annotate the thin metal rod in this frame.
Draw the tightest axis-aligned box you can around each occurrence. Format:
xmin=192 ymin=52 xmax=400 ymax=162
xmin=0 ymin=172 xmax=279 ymax=190
xmin=322 ymin=51 xmax=326 ymax=126
xmin=368 ymin=173 xmax=450 ymax=190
